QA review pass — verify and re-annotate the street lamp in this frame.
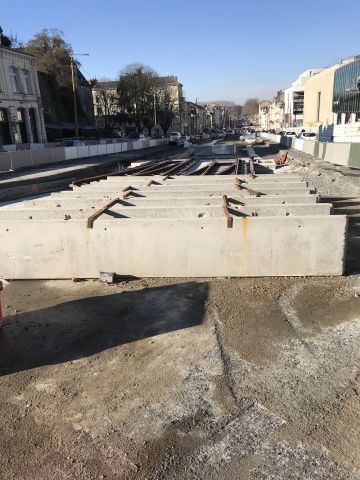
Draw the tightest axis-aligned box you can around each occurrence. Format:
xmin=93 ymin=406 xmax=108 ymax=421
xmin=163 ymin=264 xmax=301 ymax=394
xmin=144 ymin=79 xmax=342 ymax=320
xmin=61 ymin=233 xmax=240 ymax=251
xmin=70 ymin=53 xmax=89 ymax=138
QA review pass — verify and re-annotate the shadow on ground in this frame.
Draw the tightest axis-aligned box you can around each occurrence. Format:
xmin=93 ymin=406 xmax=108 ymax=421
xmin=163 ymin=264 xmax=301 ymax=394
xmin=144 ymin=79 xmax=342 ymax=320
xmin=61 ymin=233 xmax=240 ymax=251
xmin=0 ymin=281 xmax=208 ymax=376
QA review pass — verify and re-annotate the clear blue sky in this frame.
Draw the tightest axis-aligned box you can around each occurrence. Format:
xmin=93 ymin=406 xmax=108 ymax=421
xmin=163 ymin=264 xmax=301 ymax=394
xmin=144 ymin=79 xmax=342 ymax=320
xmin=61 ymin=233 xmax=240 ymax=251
xmin=2 ymin=0 xmax=360 ymax=104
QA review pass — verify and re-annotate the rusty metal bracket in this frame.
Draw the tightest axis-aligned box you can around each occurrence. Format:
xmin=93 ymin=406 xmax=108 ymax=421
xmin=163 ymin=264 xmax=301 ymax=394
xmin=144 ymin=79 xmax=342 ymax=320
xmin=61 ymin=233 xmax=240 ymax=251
xmin=234 ymin=177 xmax=245 ymax=190
xmin=86 ymin=197 xmax=121 ymax=228
xmin=123 ymin=190 xmax=133 ymax=199
xmin=223 ymin=195 xmax=233 ymax=228
xmin=234 ymin=178 xmax=262 ymax=197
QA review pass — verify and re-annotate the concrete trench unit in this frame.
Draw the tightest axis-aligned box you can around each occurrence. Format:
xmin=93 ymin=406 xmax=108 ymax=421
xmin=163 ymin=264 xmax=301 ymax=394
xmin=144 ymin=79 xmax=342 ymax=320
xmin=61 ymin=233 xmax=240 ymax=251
xmin=0 ymin=172 xmax=347 ymax=279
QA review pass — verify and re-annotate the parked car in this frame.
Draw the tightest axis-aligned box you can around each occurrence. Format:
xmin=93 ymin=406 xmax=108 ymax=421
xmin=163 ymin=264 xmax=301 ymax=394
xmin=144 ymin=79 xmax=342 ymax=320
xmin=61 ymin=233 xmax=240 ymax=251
xmin=63 ymin=139 xmax=85 ymax=146
xmin=169 ymin=131 xmax=182 ymax=144
xmin=285 ymin=131 xmax=297 ymax=137
xmin=298 ymin=132 xmax=317 ymax=140
xmin=127 ymin=133 xmax=140 ymax=140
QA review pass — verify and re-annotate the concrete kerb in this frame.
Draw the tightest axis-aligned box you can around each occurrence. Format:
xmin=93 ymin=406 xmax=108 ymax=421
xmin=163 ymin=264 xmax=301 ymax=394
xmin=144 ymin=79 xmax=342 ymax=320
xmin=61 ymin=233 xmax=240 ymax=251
xmin=73 ymin=182 xmax=309 ymax=192
xmin=0 ymin=204 xmax=332 ymax=220
xmin=53 ymin=188 xmax=314 ymax=199
xmin=20 ymin=194 xmax=320 ymax=208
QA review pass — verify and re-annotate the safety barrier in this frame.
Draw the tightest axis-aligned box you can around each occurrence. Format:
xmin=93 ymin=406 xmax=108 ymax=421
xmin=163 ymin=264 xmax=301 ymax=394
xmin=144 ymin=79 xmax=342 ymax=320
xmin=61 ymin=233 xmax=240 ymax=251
xmin=0 ymin=138 xmax=169 ymax=172
xmin=261 ymin=133 xmax=360 ymax=169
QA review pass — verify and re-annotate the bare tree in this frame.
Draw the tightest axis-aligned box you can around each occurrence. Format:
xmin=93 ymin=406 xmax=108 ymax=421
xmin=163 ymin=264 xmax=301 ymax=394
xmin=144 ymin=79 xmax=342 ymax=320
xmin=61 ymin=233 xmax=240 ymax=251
xmin=117 ymin=64 xmax=158 ymax=133
xmin=242 ymin=98 xmax=259 ymax=124
xmin=156 ymin=85 xmax=178 ymax=135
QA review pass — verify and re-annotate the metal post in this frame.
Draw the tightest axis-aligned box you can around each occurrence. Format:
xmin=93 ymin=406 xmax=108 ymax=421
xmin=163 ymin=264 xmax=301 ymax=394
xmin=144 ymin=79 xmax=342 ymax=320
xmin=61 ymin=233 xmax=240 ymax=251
xmin=195 ymin=98 xmax=198 ymax=134
xmin=153 ymin=91 xmax=157 ymax=129
xmin=70 ymin=56 xmax=78 ymax=138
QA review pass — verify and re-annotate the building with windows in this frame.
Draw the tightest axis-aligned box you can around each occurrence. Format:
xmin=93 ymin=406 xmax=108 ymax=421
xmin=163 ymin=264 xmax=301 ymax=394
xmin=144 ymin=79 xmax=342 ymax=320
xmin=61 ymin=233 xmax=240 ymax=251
xmin=284 ymin=69 xmax=323 ymax=128
xmin=269 ymin=90 xmax=285 ymax=130
xmin=258 ymin=100 xmax=271 ymax=129
xmin=331 ymin=56 xmax=360 ymax=142
xmin=303 ymin=64 xmax=339 ymax=128
xmin=333 ymin=56 xmax=360 ymax=125
xmin=91 ymin=80 xmax=120 ymax=130
xmin=92 ymin=75 xmax=184 ymax=135
xmin=301 ymin=56 xmax=360 ymax=142
xmin=0 ymin=45 xmax=47 ymax=145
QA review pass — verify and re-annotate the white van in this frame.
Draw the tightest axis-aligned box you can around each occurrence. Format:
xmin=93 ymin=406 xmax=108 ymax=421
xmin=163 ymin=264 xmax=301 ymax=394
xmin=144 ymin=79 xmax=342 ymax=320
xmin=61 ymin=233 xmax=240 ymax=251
xmin=169 ymin=132 xmax=182 ymax=144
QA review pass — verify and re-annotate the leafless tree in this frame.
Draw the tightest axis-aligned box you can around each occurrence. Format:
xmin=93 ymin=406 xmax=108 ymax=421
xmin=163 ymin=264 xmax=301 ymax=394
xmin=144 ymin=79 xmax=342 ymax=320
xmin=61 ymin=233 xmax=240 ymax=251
xmin=242 ymin=98 xmax=259 ymax=124
xmin=117 ymin=64 xmax=159 ymax=133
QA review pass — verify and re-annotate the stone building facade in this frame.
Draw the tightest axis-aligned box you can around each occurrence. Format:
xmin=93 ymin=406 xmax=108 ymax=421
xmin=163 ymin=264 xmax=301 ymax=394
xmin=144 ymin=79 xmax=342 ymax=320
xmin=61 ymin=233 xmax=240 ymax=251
xmin=0 ymin=45 xmax=47 ymax=144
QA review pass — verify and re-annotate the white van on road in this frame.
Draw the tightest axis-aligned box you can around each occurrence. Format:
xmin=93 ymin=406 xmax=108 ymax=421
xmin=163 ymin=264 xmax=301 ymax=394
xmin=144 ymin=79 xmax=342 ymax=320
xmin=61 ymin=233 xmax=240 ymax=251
xmin=169 ymin=132 xmax=182 ymax=144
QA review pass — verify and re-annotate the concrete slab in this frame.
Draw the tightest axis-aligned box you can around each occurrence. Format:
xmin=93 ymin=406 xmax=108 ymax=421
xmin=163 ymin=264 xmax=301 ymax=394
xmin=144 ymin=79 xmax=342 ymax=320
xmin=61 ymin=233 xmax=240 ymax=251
xmin=0 ymin=216 xmax=347 ymax=278
xmin=0 ymin=174 xmax=345 ymax=279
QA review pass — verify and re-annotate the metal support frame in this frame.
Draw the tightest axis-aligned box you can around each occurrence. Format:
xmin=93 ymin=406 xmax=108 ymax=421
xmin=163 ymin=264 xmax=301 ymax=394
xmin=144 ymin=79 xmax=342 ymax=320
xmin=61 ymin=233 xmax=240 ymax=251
xmin=71 ymin=158 xmax=162 ymax=187
xmin=223 ymin=195 xmax=233 ymax=228
xmin=86 ymin=197 xmax=121 ymax=228
xmin=161 ymin=158 xmax=195 ymax=180
xmin=216 ymin=160 xmax=237 ymax=175
xmin=202 ymin=159 xmax=218 ymax=175
xmin=185 ymin=164 xmax=209 ymax=175
xmin=132 ymin=160 xmax=171 ymax=176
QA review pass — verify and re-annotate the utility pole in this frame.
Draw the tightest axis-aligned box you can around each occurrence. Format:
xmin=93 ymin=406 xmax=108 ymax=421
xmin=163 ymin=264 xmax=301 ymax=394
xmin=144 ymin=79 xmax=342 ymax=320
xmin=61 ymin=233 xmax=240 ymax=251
xmin=153 ymin=91 xmax=157 ymax=129
xmin=195 ymin=97 xmax=198 ymax=134
xmin=70 ymin=53 xmax=89 ymax=138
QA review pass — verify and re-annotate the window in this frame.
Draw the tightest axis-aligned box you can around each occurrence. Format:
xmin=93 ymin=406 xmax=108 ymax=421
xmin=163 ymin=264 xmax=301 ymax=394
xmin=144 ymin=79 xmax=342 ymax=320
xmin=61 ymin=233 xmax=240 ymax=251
xmin=17 ymin=109 xmax=25 ymax=122
xmin=20 ymin=69 xmax=32 ymax=94
xmin=97 ymin=107 xmax=103 ymax=115
xmin=333 ymin=60 xmax=360 ymax=114
xmin=0 ymin=109 xmax=8 ymax=122
xmin=317 ymin=92 xmax=321 ymax=122
xmin=9 ymin=67 xmax=20 ymax=93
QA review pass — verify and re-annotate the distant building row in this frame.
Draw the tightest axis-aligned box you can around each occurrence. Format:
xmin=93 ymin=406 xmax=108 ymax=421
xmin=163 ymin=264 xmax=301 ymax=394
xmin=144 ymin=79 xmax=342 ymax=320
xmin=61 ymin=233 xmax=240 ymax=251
xmin=92 ymin=79 xmax=240 ymax=136
xmin=259 ymin=56 xmax=360 ymax=141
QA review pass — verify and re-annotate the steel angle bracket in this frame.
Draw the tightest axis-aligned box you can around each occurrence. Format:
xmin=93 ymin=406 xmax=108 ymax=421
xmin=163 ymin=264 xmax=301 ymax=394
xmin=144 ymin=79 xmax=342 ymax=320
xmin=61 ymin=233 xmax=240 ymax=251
xmin=223 ymin=195 xmax=233 ymax=228
xmin=87 ymin=197 xmax=121 ymax=228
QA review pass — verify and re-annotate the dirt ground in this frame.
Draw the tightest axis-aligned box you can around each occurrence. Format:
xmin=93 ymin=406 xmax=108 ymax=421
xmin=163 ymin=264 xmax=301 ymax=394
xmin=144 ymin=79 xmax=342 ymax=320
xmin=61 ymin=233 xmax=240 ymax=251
xmin=1 ymin=274 xmax=360 ymax=480
xmin=1 ymin=151 xmax=360 ymax=479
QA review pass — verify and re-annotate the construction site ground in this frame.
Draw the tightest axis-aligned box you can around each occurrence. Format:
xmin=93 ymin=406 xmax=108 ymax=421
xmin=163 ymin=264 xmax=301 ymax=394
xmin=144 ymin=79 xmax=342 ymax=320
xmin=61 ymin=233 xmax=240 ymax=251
xmin=1 ymin=146 xmax=360 ymax=480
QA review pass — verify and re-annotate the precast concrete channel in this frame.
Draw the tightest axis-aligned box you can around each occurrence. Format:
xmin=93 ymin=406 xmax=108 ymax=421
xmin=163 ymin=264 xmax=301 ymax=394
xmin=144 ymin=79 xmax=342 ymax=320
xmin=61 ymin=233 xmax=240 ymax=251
xmin=0 ymin=144 xmax=348 ymax=279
